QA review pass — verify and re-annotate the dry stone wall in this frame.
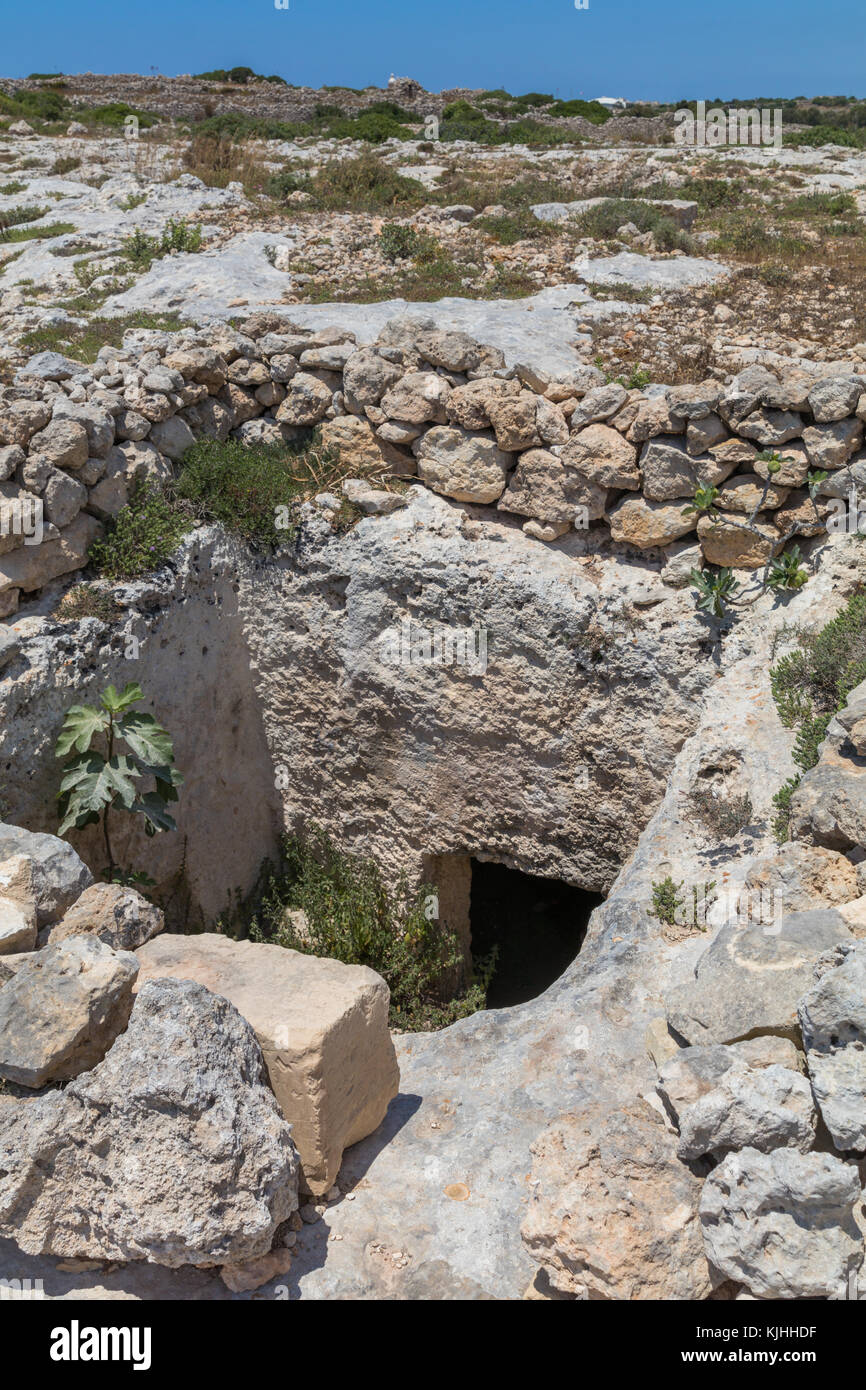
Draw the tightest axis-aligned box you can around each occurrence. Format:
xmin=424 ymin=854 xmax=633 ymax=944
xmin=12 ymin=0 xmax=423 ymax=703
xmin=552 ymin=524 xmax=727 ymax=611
xmin=2 ymin=316 xmax=864 ymax=620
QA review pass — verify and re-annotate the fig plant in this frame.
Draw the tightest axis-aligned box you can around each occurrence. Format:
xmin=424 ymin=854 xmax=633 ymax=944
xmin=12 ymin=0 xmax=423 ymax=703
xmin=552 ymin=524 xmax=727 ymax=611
xmin=55 ymin=682 xmax=182 ymax=881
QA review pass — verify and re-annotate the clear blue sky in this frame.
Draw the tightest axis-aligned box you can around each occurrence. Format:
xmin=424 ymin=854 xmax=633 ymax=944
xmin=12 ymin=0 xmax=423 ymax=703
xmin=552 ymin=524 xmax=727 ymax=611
xmin=2 ymin=0 xmax=863 ymax=102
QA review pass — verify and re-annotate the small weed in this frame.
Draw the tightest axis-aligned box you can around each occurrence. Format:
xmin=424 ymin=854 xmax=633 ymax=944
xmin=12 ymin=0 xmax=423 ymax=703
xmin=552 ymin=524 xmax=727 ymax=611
xmin=691 ymin=789 xmax=753 ymax=839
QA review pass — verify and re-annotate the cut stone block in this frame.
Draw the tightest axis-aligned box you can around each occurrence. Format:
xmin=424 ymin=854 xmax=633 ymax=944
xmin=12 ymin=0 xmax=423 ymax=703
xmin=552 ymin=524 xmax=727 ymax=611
xmin=135 ymin=933 xmax=400 ymax=1194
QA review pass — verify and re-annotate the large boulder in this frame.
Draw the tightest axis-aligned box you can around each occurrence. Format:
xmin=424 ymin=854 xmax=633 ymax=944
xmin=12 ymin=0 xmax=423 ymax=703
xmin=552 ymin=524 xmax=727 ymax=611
xmin=497 ymin=448 xmax=588 ymax=525
xmin=0 ymin=936 xmax=138 ymax=1087
xmin=0 ymin=513 xmax=102 ymax=596
xmin=696 ymin=515 xmax=780 ymax=568
xmin=41 ymin=883 xmax=165 ymax=953
xmin=380 ymin=372 xmax=450 ymax=426
xmin=0 ymin=894 xmax=36 ymax=955
xmin=700 ymin=1147 xmax=863 ymax=1298
xmin=666 ymin=910 xmax=853 ymax=1045
xmin=521 ymin=1100 xmax=712 ymax=1300
xmin=135 ymin=933 xmax=399 ymax=1195
xmin=275 ymin=372 xmax=332 ymax=427
xmin=0 ymin=826 xmax=92 ymax=926
xmin=798 ymin=942 xmax=866 ymax=1151
xmin=790 ymin=710 xmax=866 ymax=851
xmin=0 ymin=978 xmax=299 ymax=1267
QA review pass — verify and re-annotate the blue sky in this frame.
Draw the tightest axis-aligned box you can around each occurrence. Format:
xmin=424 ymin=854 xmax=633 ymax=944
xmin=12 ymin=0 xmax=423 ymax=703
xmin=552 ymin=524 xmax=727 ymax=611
xmin=2 ymin=0 xmax=863 ymax=102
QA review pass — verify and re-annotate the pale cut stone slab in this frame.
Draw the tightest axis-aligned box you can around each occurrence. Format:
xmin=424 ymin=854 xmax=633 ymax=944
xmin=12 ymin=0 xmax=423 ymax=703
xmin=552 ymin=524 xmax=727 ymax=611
xmin=136 ymin=933 xmax=399 ymax=1195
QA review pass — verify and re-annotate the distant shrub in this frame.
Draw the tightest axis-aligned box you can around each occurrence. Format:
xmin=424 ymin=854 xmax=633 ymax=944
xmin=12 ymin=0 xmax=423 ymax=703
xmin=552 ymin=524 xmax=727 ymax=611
xmin=548 ymin=98 xmax=610 ymax=123
xmin=122 ymin=217 xmax=202 ymax=269
xmin=377 ymin=222 xmax=423 ymax=260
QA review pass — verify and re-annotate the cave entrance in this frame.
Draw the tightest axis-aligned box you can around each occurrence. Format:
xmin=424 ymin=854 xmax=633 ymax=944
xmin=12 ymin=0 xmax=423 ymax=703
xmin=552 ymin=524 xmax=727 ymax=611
xmin=469 ymin=859 xmax=604 ymax=1008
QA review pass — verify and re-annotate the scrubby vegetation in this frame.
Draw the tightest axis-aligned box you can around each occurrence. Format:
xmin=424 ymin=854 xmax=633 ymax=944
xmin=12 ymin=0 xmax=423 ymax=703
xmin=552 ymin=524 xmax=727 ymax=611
xmin=19 ymin=311 xmax=187 ymax=362
xmin=770 ymin=588 xmax=866 ymax=838
xmin=122 ymin=218 xmax=203 ymax=270
xmin=249 ymin=827 xmax=494 ymax=1030
xmin=87 ymin=482 xmax=192 ymax=580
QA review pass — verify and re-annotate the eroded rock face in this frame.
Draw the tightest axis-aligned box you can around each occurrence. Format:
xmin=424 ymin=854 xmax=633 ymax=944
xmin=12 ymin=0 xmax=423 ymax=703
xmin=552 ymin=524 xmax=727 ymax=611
xmin=666 ymin=910 xmax=853 ymax=1045
xmin=521 ymin=1100 xmax=712 ymax=1300
xmin=798 ymin=942 xmax=866 ymax=1152
xmin=135 ymin=933 xmax=398 ymax=1195
xmin=0 ymin=978 xmax=299 ymax=1267
xmin=699 ymin=1147 xmax=863 ymax=1298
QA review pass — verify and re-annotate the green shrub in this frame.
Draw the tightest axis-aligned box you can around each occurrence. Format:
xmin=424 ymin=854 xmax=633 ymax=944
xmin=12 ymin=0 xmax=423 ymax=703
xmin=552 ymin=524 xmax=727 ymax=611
xmin=308 ymin=153 xmax=424 ymax=212
xmin=266 ymin=169 xmax=310 ymax=201
xmin=575 ymin=198 xmax=693 ymax=249
xmin=76 ymin=102 xmax=158 ymax=129
xmin=0 ymin=220 xmax=76 ymax=244
xmin=121 ymin=217 xmax=202 ymax=269
xmin=784 ymin=125 xmax=866 ymax=149
xmin=649 ymin=876 xmax=685 ymax=925
xmin=475 ymin=208 xmax=555 ymax=244
xmin=547 ymin=98 xmax=610 ymax=123
xmin=378 ymin=222 xmax=423 ymax=261
xmin=1 ymin=203 xmax=48 ymax=227
xmin=770 ymin=590 xmax=866 ymax=756
xmin=88 ymin=482 xmax=191 ymax=580
xmin=771 ymin=775 xmax=801 ymax=843
xmin=173 ymin=438 xmax=315 ymax=549
xmin=250 ymin=827 xmax=494 ymax=1030
xmin=57 ymin=584 xmax=120 ymax=624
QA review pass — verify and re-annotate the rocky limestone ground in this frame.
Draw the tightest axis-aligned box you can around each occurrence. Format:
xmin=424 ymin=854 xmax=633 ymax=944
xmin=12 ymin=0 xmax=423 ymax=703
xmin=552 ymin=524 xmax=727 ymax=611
xmin=3 ymin=536 xmax=866 ymax=1299
xmin=3 ymin=77 xmax=866 ymax=1303
xmin=2 ymin=86 xmax=866 ymax=384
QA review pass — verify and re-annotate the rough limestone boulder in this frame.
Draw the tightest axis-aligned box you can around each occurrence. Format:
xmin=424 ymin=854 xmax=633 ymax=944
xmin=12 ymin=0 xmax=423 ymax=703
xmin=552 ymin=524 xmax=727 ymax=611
xmin=0 ymin=825 xmax=92 ymax=927
xmin=135 ymin=933 xmax=399 ymax=1195
xmin=40 ymin=883 xmax=165 ymax=953
xmin=413 ymin=426 xmax=513 ymax=504
xmin=521 ymin=1100 xmax=712 ymax=1300
xmin=700 ymin=1147 xmax=863 ymax=1298
xmin=675 ymin=1063 xmax=816 ymax=1160
xmin=608 ymin=495 xmax=697 ymax=548
xmin=0 ymin=936 xmax=138 ymax=1088
xmin=0 ymin=978 xmax=299 ymax=1267
xmin=666 ymin=910 xmax=852 ymax=1044
xmin=798 ymin=942 xmax=866 ymax=1152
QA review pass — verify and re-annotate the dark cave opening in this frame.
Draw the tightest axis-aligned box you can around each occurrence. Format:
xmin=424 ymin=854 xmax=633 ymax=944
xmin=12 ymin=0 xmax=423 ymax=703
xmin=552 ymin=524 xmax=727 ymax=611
xmin=469 ymin=859 xmax=604 ymax=1009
